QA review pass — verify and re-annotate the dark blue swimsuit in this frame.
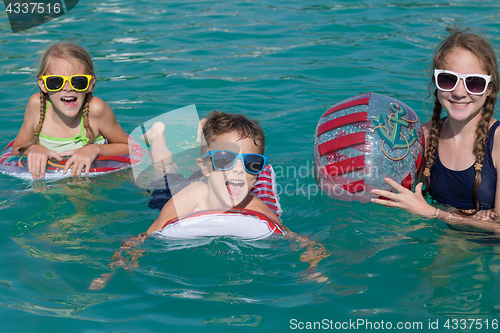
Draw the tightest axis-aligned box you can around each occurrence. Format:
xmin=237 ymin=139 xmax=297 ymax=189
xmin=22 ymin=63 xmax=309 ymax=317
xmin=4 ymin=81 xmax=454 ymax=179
xmin=428 ymin=121 xmax=500 ymax=210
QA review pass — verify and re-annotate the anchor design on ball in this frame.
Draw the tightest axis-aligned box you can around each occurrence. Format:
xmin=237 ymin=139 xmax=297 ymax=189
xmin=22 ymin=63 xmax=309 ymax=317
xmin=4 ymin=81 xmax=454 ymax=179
xmin=372 ymin=102 xmax=418 ymax=161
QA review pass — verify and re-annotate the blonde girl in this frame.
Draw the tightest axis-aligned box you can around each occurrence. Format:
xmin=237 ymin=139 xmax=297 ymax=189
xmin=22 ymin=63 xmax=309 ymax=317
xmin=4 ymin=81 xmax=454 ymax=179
xmin=12 ymin=42 xmax=129 ymax=179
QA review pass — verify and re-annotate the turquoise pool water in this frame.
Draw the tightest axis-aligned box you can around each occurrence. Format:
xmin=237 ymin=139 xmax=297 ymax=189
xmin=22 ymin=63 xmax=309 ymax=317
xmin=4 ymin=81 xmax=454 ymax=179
xmin=2 ymin=1 xmax=500 ymax=331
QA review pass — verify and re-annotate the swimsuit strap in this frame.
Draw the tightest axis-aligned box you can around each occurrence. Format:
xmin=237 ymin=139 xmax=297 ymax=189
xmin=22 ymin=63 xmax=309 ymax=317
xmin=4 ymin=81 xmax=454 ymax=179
xmin=486 ymin=121 xmax=500 ymax=153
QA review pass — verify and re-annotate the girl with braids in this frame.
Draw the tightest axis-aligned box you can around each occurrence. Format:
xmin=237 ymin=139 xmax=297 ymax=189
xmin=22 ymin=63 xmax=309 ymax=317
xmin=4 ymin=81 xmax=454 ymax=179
xmin=12 ymin=42 xmax=128 ymax=179
xmin=371 ymin=28 xmax=500 ymax=232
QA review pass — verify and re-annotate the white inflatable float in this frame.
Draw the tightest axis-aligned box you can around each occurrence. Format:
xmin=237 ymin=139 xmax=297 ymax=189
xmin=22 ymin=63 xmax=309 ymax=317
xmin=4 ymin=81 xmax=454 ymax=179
xmin=151 ymin=208 xmax=284 ymax=240
xmin=151 ymin=165 xmax=284 ymax=240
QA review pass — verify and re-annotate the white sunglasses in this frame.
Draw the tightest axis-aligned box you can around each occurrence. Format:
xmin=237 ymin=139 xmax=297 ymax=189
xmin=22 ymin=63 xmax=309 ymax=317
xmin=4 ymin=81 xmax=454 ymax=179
xmin=434 ymin=69 xmax=491 ymax=95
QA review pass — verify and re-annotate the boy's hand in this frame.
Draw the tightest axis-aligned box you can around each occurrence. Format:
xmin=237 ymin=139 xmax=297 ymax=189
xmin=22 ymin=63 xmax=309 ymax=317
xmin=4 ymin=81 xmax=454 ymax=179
xmin=89 ymin=273 xmax=113 ymax=291
xmin=304 ymin=267 xmax=329 ymax=283
xmin=61 ymin=144 xmax=101 ymax=177
xmin=88 ymin=233 xmax=148 ymax=290
xmin=300 ymin=241 xmax=330 ymax=268
xmin=110 ymin=249 xmax=145 ymax=271
xmin=26 ymin=145 xmax=62 ymax=179
xmin=286 ymin=231 xmax=330 ymax=282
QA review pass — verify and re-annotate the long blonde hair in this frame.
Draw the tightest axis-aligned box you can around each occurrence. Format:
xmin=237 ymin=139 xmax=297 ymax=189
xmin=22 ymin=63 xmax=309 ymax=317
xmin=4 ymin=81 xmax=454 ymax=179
xmin=423 ymin=28 xmax=499 ymax=215
xmin=19 ymin=43 xmax=96 ymax=153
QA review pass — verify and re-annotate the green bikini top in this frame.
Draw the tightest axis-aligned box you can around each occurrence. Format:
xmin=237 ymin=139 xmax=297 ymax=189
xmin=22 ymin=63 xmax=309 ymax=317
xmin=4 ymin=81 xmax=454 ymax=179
xmin=38 ymin=101 xmax=106 ymax=154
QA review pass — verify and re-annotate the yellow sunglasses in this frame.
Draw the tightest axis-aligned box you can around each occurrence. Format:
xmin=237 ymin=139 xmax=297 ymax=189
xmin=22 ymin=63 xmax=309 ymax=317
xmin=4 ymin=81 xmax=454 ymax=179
xmin=41 ymin=75 xmax=92 ymax=92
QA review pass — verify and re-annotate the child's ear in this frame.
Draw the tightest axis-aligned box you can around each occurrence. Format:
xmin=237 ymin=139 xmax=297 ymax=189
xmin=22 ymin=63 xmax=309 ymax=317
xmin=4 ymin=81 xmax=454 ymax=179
xmin=196 ymin=157 xmax=210 ymax=177
xmin=38 ymin=77 xmax=48 ymax=93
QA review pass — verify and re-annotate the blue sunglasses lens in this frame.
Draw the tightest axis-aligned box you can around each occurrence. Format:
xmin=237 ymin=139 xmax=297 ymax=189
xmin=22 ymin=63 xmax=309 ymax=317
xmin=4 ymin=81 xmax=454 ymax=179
xmin=212 ymin=151 xmax=237 ymax=170
xmin=211 ymin=151 xmax=265 ymax=174
xmin=243 ymin=154 xmax=266 ymax=173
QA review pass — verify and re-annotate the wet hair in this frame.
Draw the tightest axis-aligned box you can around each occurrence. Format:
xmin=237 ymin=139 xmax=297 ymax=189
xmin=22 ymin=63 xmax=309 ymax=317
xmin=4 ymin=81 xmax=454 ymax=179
xmin=18 ymin=42 xmax=95 ymax=154
xmin=202 ymin=111 xmax=265 ymax=154
xmin=423 ymin=28 xmax=499 ymax=215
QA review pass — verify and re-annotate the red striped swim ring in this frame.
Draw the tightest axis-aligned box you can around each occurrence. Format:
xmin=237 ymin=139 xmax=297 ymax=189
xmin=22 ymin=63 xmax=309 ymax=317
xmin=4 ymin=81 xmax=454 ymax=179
xmin=0 ymin=136 xmax=146 ymax=180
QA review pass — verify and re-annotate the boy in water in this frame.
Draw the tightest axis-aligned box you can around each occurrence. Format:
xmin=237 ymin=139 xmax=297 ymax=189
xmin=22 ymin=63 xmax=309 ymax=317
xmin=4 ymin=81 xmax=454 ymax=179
xmin=90 ymin=111 xmax=328 ymax=290
xmin=146 ymin=112 xmax=279 ymax=232
xmin=145 ymin=111 xmax=281 ymax=233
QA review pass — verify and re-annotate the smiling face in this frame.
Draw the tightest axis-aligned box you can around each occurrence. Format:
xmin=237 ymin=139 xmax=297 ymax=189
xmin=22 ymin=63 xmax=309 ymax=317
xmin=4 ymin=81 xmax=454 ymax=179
xmin=38 ymin=56 xmax=94 ymax=119
xmin=197 ymin=130 xmax=262 ymax=209
xmin=437 ymin=47 xmax=492 ymax=124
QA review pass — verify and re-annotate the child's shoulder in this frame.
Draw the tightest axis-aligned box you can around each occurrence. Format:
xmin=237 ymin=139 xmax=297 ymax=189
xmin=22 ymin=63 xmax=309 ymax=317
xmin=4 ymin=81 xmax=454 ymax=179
xmin=27 ymin=92 xmax=42 ymax=108
xmin=25 ymin=92 xmax=43 ymax=118
xmin=168 ymin=180 xmax=208 ymax=216
xmin=175 ymin=180 xmax=208 ymax=200
xmin=247 ymin=194 xmax=281 ymax=223
xmin=88 ymin=96 xmax=111 ymax=116
xmin=184 ymin=180 xmax=209 ymax=194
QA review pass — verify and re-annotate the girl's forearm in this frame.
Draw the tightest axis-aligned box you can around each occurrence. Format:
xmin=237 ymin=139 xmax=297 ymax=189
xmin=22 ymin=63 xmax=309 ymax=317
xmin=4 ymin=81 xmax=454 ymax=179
xmin=433 ymin=208 xmax=500 ymax=233
xmin=92 ymin=142 xmax=130 ymax=156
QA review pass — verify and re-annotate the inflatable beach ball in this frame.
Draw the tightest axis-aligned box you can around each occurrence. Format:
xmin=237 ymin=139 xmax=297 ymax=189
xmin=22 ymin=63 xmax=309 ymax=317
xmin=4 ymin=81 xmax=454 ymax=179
xmin=313 ymin=93 xmax=425 ymax=203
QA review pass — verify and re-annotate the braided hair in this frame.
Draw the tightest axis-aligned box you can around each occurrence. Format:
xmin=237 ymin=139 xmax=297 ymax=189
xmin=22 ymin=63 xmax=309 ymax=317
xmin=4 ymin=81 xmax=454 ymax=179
xmin=423 ymin=28 xmax=499 ymax=215
xmin=18 ymin=43 xmax=95 ymax=153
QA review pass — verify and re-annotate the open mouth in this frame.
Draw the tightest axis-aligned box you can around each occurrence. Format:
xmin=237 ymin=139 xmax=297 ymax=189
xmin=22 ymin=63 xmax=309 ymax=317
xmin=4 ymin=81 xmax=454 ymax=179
xmin=226 ymin=179 xmax=245 ymax=196
xmin=61 ymin=96 xmax=78 ymax=108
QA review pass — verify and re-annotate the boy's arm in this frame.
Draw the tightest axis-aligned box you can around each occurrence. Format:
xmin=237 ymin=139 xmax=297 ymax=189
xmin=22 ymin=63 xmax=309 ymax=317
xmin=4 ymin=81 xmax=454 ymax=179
xmin=146 ymin=197 xmax=182 ymax=235
xmin=247 ymin=196 xmax=330 ymax=281
xmin=89 ymin=231 xmax=148 ymax=290
xmin=245 ymin=194 xmax=282 ymax=224
xmin=89 ymin=182 xmax=205 ymax=290
xmin=285 ymin=229 xmax=330 ymax=282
